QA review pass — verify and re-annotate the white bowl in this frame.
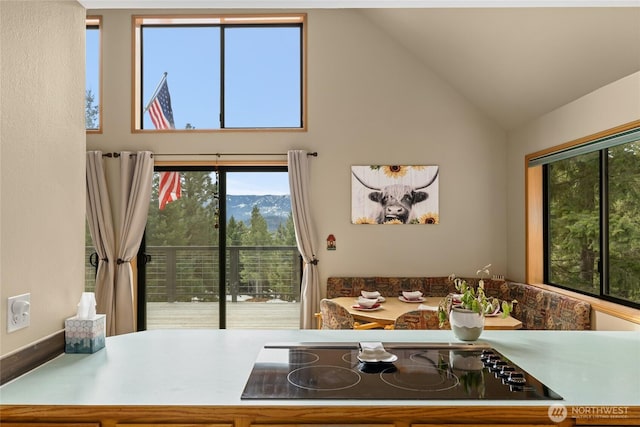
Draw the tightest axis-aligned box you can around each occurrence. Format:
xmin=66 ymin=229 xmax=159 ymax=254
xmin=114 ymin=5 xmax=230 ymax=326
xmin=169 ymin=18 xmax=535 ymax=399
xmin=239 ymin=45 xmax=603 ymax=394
xmin=361 ymin=290 xmax=380 ymax=299
xmin=402 ymin=290 xmax=423 ymax=300
xmin=357 ymin=297 xmax=379 ymax=308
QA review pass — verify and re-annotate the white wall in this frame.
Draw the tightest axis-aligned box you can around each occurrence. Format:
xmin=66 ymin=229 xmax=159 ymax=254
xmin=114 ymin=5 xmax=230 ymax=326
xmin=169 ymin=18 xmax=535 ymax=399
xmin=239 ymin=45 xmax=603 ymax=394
xmin=86 ymin=9 xmax=508 ymax=290
xmin=506 ymin=71 xmax=640 ymax=282
xmin=4 ymin=6 xmax=635 ymax=357
xmin=0 ymin=1 xmax=86 ymax=355
xmin=506 ymin=71 xmax=640 ymax=330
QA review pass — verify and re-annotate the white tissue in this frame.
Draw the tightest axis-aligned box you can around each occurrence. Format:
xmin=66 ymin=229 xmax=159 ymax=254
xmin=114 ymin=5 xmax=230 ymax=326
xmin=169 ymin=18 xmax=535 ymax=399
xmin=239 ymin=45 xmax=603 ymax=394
xmin=358 ymin=342 xmax=397 ymax=363
xmin=359 ymin=341 xmax=385 ymax=352
xmin=76 ymin=292 xmax=97 ymax=319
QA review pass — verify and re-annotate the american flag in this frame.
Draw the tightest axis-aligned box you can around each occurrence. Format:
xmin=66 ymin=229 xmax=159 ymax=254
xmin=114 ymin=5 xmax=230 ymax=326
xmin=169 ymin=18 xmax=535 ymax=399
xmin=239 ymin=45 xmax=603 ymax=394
xmin=148 ymin=78 xmax=175 ymax=129
xmin=158 ymin=170 xmax=181 ymax=210
xmin=146 ymin=74 xmax=180 ymax=210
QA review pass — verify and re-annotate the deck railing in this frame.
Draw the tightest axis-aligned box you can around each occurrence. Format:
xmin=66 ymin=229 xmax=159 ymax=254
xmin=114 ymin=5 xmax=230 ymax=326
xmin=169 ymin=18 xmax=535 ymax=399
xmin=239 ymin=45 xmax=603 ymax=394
xmin=86 ymin=245 xmax=302 ymax=303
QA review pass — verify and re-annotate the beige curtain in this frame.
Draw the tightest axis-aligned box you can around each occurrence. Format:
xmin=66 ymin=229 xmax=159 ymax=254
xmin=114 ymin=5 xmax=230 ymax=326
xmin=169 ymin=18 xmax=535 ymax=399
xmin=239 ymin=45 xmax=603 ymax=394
xmin=86 ymin=151 xmax=117 ymax=335
xmin=114 ymin=151 xmax=154 ymax=335
xmin=288 ymin=150 xmax=319 ymax=329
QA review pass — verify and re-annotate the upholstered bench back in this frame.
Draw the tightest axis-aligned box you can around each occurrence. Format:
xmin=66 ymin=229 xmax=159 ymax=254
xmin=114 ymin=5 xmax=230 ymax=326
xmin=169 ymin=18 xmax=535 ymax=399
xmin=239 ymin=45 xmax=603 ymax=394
xmin=326 ymin=277 xmax=592 ymax=330
xmin=481 ymin=281 xmax=591 ymax=330
xmin=326 ymin=277 xmax=455 ymax=298
xmin=326 ymin=276 xmax=502 ymax=298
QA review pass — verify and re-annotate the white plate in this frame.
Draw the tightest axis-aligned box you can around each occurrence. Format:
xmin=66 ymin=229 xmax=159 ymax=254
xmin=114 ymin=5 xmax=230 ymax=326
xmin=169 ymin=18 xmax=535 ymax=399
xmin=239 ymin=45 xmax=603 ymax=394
xmin=485 ymin=309 xmax=502 ymax=317
xmin=357 ymin=351 xmax=398 ymax=363
xmin=398 ymin=296 xmax=425 ymax=303
xmin=355 ymin=297 xmax=386 ymax=304
xmin=352 ymin=304 xmax=382 ymax=311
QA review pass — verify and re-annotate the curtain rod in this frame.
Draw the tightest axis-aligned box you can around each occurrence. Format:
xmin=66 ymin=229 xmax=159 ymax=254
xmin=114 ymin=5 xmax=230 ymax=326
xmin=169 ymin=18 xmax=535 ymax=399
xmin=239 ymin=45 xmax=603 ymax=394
xmin=153 ymin=151 xmax=318 ymax=157
xmin=102 ymin=152 xmax=140 ymax=158
xmin=102 ymin=151 xmax=317 ymax=158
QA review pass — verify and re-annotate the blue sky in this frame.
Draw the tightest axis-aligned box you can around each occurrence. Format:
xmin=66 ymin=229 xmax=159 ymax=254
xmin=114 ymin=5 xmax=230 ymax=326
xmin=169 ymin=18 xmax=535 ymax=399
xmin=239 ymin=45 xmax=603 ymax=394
xmin=227 ymin=172 xmax=289 ymax=195
xmin=141 ymin=26 xmax=300 ymax=129
xmin=85 ymin=25 xmax=301 ymax=127
xmin=86 ymin=25 xmax=295 ymax=196
xmin=86 ymin=28 xmax=100 ymax=110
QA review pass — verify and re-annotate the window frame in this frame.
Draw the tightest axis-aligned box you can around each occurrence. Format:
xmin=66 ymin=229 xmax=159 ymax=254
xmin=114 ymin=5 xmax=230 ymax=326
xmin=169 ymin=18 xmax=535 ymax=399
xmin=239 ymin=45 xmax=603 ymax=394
xmin=137 ymin=162 xmax=301 ymax=330
xmin=86 ymin=16 xmax=102 ymax=133
xmin=525 ymin=120 xmax=640 ymax=321
xmin=131 ymin=14 xmax=307 ymax=133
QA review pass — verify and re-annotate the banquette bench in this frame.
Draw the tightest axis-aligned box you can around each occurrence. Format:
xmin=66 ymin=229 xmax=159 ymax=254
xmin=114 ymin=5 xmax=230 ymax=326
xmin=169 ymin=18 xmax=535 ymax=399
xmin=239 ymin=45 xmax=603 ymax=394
xmin=326 ymin=276 xmax=592 ymax=330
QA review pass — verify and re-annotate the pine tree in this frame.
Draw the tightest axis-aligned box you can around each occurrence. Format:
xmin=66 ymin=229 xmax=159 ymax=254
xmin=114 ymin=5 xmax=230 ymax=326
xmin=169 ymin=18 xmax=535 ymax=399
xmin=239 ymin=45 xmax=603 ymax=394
xmin=85 ymin=89 xmax=99 ymax=129
xmin=244 ymin=205 xmax=273 ymax=246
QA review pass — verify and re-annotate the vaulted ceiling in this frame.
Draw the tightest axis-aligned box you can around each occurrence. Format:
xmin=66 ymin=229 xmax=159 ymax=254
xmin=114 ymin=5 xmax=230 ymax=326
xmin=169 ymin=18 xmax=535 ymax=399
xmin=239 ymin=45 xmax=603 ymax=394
xmin=80 ymin=1 xmax=640 ymax=130
xmin=360 ymin=7 xmax=640 ymax=129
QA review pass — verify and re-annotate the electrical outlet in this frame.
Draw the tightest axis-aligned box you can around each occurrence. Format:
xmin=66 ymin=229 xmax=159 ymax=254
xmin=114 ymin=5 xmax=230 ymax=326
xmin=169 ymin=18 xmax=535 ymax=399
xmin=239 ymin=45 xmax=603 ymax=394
xmin=7 ymin=293 xmax=30 ymax=333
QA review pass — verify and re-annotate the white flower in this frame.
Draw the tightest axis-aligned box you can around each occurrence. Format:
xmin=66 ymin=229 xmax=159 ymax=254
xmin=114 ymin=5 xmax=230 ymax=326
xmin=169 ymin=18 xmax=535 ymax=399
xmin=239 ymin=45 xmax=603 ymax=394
xmin=476 ymin=263 xmax=492 ymax=277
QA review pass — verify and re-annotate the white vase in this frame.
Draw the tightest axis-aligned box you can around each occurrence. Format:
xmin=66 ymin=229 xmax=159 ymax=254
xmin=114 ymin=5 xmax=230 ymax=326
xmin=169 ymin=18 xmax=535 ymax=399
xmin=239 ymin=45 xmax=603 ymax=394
xmin=449 ymin=306 xmax=484 ymax=341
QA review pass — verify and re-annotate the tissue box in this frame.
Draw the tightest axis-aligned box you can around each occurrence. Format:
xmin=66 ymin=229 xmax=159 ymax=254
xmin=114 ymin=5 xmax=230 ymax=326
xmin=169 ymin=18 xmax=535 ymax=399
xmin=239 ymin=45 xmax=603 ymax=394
xmin=65 ymin=314 xmax=106 ymax=353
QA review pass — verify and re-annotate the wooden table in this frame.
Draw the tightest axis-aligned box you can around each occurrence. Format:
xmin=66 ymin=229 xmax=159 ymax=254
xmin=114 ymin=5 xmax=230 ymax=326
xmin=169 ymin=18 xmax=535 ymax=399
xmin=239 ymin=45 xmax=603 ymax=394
xmin=331 ymin=296 xmax=523 ymax=330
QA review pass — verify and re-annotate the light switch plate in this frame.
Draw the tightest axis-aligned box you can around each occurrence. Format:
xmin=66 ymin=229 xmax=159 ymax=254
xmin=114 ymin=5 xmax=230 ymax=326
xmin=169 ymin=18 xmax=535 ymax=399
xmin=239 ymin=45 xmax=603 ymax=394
xmin=7 ymin=293 xmax=30 ymax=333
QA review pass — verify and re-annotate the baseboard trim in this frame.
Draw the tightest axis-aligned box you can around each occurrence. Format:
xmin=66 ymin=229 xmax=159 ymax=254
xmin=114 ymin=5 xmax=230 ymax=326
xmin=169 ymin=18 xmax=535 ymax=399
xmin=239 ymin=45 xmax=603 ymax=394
xmin=0 ymin=330 xmax=65 ymax=385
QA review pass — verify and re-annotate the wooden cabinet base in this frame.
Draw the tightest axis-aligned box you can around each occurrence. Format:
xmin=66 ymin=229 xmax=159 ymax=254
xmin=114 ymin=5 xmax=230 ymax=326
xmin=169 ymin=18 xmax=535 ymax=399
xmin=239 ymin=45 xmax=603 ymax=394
xmin=1 ymin=405 xmax=639 ymax=426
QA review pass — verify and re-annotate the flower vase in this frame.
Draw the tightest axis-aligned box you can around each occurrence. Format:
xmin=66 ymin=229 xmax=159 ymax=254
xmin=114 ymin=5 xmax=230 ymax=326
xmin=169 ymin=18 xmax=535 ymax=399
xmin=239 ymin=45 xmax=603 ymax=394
xmin=449 ymin=306 xmax=484 ymax=341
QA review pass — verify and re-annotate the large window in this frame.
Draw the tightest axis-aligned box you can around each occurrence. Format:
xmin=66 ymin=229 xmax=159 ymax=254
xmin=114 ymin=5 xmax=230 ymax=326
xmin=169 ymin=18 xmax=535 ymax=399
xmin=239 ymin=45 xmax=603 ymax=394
xmin=528 ymin=125 xmax=640 ymax=308
xmin=86 ymin=16 xmax=101 ymax=131
xmin=133 ymin=14 xmax=305 ymax=131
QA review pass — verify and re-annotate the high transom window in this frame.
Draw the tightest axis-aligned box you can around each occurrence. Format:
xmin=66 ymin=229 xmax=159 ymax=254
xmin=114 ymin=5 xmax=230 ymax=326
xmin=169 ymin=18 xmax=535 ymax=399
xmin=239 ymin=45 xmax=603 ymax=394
xmin=86 ymin=16 xmax=101 ymax=132
xmin=133 ymin=14 xmax=306 ymax=131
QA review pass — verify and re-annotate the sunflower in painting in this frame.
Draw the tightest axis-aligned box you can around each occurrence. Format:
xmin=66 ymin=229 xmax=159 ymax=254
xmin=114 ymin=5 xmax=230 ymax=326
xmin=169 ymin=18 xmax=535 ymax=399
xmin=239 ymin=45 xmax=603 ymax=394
xmin=384 ymin=218 xmax=403 ymax=224
xmin=354 ymin=217 xmax=377 ymax=224
xmin=382 ymin=165 xmax=409 ymax=179
xmin=417 ymin=212 xmax=439 ymax=224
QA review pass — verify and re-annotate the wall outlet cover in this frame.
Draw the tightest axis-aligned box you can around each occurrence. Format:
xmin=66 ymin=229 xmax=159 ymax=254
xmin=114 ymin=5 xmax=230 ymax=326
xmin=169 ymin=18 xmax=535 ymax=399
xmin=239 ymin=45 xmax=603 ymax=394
xmin=7 ymin=293 xmax=30 ymax=333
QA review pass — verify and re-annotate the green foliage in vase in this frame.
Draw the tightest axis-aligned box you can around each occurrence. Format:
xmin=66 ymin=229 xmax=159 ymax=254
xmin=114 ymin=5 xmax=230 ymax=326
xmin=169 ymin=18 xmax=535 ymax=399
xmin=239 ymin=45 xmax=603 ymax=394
xmin=437 ymin=265 xmax=516 ymax=328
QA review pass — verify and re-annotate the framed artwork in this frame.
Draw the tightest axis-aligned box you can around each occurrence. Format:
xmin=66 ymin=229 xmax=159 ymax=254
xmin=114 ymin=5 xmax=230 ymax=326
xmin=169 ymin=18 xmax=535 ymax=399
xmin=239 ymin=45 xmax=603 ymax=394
xmin=351 ymin=165 xmax=439 ymax=225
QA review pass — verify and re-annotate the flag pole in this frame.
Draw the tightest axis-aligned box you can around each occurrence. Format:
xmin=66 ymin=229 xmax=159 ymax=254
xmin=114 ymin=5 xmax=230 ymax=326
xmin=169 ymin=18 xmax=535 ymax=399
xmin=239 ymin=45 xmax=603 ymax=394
xmin=143 ymin=72 xmax=168 ymax=113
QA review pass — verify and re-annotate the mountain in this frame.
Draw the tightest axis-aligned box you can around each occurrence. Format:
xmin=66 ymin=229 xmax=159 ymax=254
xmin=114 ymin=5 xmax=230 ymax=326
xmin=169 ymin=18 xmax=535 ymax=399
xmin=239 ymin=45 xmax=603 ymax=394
xmin=226 ymin=195 xmax=291 ymax=231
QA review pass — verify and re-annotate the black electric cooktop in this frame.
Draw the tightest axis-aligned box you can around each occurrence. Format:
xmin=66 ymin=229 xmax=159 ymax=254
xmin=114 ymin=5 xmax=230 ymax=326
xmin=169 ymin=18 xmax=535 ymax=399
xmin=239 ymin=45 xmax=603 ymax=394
xmin=241 ymin=342 xmax=563 ymax=400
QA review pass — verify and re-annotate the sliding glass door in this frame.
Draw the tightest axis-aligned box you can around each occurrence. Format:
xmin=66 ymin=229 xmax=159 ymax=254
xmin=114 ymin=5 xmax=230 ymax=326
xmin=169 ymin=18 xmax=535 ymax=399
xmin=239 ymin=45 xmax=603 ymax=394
xmin=138 ymin=166 xmax=301 ymax=330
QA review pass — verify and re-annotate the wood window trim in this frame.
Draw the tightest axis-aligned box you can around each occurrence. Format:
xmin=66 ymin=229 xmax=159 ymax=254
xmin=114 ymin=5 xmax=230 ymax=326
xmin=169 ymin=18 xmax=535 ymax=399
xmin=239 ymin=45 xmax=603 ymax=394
xmin=86 ymin=15 xmax=102 ymax=134
xmin=130 ymin=13 xmax=307 ymax=133
xmin=524 ymin=119 xmax=640 ymax=325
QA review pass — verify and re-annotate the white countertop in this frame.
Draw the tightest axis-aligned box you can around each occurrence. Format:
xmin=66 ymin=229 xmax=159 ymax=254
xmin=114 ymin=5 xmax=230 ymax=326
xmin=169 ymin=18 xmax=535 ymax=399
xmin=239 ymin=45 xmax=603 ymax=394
xmin=1 ymin=329 xmax=639 ymax=407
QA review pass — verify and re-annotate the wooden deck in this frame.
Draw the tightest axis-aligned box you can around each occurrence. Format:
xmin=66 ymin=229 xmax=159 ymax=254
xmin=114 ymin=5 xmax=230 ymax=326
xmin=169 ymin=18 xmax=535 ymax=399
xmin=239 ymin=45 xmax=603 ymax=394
xmin=146 ymin=301 xmax=301 ymax=329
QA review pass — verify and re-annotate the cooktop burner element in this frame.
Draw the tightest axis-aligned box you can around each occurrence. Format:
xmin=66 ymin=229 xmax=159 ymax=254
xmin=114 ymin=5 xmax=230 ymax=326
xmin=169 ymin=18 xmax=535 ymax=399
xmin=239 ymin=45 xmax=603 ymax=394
xmin=288 ymin=365 xmax=361 ymax=391
xmin=380 ymin=363 xmax=459 ymax=392
xmin=241 ymin=342 xmax=563 ymax=400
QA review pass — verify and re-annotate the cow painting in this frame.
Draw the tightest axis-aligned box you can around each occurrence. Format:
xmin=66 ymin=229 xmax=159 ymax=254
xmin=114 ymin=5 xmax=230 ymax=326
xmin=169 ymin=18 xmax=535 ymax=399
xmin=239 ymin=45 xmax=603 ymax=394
xmin=351 ymin=165 xmax=439 ymax=225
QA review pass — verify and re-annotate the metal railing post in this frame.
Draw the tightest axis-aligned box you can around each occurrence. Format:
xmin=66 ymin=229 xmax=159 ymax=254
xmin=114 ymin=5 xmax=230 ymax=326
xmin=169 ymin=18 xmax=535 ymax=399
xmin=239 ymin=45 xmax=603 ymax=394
xmin=166 ymin=247 xmax=177 ymax=302
xmin=229 ymin=246 xmax=239 ymax=302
